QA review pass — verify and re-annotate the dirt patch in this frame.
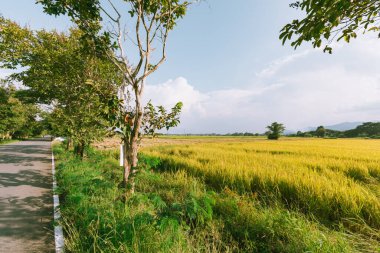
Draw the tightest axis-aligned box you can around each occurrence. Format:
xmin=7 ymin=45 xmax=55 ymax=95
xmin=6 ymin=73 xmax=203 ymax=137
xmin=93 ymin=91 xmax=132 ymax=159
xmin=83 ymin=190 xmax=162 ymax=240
xmin=93 ymin=136 xmax=266 ymax=150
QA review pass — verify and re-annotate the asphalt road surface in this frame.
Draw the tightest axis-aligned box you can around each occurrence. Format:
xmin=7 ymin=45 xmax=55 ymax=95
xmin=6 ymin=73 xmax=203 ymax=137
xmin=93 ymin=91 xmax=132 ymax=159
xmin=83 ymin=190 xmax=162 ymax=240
xmin=0 ymin=139 xmax=54 ymax=253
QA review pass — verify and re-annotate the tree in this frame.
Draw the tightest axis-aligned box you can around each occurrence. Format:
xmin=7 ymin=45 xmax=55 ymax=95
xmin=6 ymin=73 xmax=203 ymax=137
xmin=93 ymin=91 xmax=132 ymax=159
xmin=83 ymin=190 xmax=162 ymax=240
xmin=0 ymin=86 xmax=10 ymax=139
xmin=39 ymin=0 xmax=191 ymax=189
xmin=0 ymin=18 xmax=121 ymax=157
xmin=315 ymin=126 xmax=326 ymax=138
xmin=266 ymin=122 xmax=285 ymax=140
xmin=0 ymin=85 xmax=40 ymax=140
xmin=142 ymin=101 xmax=183 ymax=139
xmin=280 ymin=0 xmax=380 ymax=53
xmin=345 ymin=122 xmax=380 ymax=137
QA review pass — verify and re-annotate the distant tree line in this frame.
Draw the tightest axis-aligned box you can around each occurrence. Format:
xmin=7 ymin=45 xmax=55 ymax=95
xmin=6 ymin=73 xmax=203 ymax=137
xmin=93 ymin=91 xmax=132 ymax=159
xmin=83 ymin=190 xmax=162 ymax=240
xmin=172 ymin=122 xmax=286 ymax=140
xmin=292 ymin=122 xmax=380 ymax=139
xmin=173 ymin=133 xmax=263 ymax=137
xmin=225 ymin=132 xmax=261 ymax=136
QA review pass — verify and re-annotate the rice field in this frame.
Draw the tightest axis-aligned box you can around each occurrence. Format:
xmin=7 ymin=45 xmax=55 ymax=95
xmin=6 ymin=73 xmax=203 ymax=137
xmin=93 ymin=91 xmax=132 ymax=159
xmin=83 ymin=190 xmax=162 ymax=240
xmin=141 ymin=138 xmax=380 ymax=231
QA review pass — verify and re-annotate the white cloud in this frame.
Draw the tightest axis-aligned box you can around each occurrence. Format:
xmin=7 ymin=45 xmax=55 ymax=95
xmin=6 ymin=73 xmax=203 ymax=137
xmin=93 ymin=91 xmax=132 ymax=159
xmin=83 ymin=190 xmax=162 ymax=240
xmin=144 ymin=38 xmax=380 ymax=134
xmin=255 ymin=50 xmax=311 ymax=79
xmin=1 ymin=35 xmax=374 ymax=134
xmin=144 ymin=77 xmax=208 ymax=116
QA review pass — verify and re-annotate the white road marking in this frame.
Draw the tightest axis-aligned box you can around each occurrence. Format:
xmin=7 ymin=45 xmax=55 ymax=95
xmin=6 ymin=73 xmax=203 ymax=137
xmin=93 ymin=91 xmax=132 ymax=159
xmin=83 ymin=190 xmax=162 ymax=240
xmin=51 ymin=147 xmax=64 ymax=253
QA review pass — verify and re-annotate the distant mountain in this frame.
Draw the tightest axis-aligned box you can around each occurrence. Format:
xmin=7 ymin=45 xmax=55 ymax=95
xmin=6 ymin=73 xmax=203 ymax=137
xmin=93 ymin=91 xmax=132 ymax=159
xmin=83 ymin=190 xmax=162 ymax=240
xmin=304 ymin=122 xmax=363 ymax=132
xmin=325 ymin=122 xmax=363 ymax=131
xmin=284 ymin=130 xmax=296 ymax=135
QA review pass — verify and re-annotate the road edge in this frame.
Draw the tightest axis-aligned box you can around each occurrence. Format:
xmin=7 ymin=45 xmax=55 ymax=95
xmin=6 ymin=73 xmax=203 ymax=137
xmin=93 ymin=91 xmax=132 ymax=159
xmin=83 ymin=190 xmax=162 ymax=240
xmin=51 ymin=145 xmax=64 ymax=252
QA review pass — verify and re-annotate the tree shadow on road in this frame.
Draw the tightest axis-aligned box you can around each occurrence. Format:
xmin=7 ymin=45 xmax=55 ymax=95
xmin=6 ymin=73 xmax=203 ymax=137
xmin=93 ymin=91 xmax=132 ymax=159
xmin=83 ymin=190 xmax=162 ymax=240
xmin=0 ymin=169 xmax=52 ymax=188
xmin=0 ymin=153 xmax=51 ymax=166
xmin=0 ymin=139 xmax=55 ymax=252
xmin=0 ymin=140 xmax=51 ymax=165
xmin=0 ymin=191 xmax=55 ymax=252
xmin=0 ymin=144 xmax=51 ymax=156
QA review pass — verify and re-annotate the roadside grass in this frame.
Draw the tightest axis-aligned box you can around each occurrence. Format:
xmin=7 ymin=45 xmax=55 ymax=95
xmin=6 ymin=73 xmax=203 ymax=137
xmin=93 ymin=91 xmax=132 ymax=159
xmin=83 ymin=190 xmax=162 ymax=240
xmin=0 ymin=139 xmax=18 ymax=145
xmin=53 ymin=144 xmax=356 ymax=252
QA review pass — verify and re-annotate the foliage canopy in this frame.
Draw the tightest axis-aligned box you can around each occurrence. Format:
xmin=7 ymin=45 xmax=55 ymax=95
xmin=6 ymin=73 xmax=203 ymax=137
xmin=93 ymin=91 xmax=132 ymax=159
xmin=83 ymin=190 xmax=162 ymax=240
xmin=266 ymin=122 xmax=285 ymax=140
xmin=280 ymin=0 xmax=380 ymax=53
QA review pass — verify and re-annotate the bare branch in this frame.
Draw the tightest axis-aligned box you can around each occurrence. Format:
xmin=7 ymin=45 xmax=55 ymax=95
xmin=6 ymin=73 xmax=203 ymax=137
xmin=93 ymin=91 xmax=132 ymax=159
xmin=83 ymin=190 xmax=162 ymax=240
xmin=105 ymin=50 xmax=132 ymax=84
xmin=107 ymin=0 xmax=121 ymax=19
xmin=149 ymin=21 xmax=163 ymax=44
xmin=137 ymin=4 xmax=175 ymax=87
xmin=135 ymin=3 xmax=145 ymax=57
xmin=132 ymin=2 xmax=146 ymax=80
xmin=99 ymin=6 xmax=118 ymax=23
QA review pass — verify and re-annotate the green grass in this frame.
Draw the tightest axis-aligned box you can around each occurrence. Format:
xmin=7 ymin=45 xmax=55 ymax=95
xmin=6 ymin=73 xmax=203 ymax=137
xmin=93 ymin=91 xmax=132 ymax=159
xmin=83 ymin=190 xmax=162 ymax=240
xmin=0 ymin=139 xmax=18 ymax=145
xmin=53 ymin=145 xmax=366 ymax=252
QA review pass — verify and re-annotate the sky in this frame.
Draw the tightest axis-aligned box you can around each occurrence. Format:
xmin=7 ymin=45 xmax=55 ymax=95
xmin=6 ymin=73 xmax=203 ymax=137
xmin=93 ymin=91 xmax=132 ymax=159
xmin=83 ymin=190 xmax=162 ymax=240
xmin=1 ymin=0 xmax=380 ymax=133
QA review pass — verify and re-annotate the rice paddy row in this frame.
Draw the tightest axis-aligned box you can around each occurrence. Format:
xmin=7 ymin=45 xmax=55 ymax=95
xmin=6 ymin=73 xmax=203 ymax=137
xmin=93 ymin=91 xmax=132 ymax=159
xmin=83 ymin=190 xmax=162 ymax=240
xmin=141 ymin=138 xmax=380 ymax=231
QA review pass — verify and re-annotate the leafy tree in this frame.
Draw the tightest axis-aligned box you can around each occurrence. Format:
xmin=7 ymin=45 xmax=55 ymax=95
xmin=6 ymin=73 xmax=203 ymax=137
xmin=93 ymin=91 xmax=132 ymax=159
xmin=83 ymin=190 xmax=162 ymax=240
xmin=266 ymin=122 xmax=285 ymax=140
xmin=39 ymin=0 xmax=191 ymax=189
xmin=12 ymin=105 xmax=41 ymax=139
xmin=315 ymin=126 xmax=326 ymax=138
xmin=0 ymin=18 xmax=121 ymax=157
xmin=142 ymin=101 xmax=183 ymax=139
xmin=345 ymin=122 xmax=380 ymax=137
xmin=0 ymin=86 xmax=9 ymax=138
xmin=0 ymin=85 xmax=40 ymax=140
xmin=280 ymin=0 xmax=380 ymax=53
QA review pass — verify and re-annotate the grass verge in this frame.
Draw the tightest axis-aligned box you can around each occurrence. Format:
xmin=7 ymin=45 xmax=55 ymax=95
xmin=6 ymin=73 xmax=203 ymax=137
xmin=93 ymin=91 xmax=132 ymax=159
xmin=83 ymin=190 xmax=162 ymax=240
xmin=0 ymin=139 xmax=18 ymax=145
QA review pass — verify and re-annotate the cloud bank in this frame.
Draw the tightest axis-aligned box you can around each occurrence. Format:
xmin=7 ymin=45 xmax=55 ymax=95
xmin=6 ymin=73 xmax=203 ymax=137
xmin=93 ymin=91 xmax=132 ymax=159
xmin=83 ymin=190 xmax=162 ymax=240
xmin=144 ymin=38 xmax=380 ymax=134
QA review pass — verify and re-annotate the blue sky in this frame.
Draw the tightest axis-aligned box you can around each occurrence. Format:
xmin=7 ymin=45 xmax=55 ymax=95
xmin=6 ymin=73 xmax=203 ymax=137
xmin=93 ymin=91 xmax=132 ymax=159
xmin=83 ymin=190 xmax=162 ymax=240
xmin=1 ymin=1 xmax=380 ymax=133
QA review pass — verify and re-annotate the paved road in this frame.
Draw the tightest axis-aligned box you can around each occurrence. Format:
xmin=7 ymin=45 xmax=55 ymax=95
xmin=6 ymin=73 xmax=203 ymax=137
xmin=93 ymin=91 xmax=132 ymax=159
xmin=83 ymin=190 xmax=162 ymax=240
xmin=0 ymin=139 xmax=54 ymax=253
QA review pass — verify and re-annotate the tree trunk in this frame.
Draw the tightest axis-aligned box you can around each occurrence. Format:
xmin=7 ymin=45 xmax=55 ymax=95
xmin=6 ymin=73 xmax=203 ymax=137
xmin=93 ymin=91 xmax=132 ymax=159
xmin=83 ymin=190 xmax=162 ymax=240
xmin=79 ymin=143 xmax=84 ymax=158
xmin=129 ymin=140 xmax=139 ymax=193
xmin=122 ymin=141 xmax=131 ymax=188
xmin=66 ymin=137 xmax=71 ymax=150
xmin=122 ymin=139 xmax=139 ymax=191
xmin=121 ymin=89 xmax=143 ymax=192
xmin=74 ymin=141 xmax=85 ymax=159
